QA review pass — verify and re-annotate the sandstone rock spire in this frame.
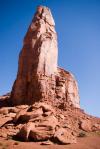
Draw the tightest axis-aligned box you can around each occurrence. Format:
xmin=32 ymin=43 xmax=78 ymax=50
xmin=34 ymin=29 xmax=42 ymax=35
xmin=11 ymin=6 xmax=58 ymax=105
xmin=11 ymin=6 xmax=80 ymax=108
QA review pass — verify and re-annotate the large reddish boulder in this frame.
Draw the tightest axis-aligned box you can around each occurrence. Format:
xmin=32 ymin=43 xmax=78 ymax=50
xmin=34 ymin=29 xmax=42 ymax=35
xmin=80 ymin=119 xmax=92 ymax=132
xmin=17 ymin=122 xmax=35 ymax=141
xmin=54 ymin=128 xmax=77 ymax=144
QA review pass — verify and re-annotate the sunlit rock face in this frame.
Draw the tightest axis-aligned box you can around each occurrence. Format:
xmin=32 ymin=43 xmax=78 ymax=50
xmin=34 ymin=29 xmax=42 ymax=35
xmin=11 ymin=6 xmax=80 ymax=108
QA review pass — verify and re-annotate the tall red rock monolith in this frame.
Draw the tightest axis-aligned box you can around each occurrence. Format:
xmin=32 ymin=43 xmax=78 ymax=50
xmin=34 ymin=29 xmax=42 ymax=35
xmin=11 ymin=6 xmax=80 ymax=108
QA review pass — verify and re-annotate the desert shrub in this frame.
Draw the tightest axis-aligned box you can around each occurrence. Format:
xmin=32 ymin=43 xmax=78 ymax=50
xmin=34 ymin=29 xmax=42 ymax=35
xmin=95 ymin=131 xmax=100 ymax=136
xmin=78 ymin=131 xmax=87 ymax=137
xmin=14 ymin=142 xmax=19 ymax=145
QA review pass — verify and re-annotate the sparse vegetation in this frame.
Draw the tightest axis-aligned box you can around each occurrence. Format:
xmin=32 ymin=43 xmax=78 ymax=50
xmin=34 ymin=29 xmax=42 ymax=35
xmin=6 ymin=135 xmax=13 ymax=140
xmin=95 ymin=131 xmax=100 ymax=136
xmin=14 ymin=141 xmax=19 ymax=145
xmin=78 ymin=131 xmax=87 ymax=137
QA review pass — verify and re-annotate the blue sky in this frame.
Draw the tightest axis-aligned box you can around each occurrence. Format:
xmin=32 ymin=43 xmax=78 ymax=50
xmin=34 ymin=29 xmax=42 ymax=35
xmin=0 ymin=0 xmax=100 ymax=117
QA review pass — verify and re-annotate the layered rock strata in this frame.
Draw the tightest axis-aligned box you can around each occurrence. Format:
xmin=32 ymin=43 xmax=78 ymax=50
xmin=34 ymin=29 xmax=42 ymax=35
xmin=11 ymin=6 xmax=80 ymax=108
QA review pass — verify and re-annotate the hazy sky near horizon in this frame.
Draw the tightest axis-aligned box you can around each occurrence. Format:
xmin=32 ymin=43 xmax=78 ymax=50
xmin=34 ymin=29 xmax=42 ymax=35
xmin=0 ymin=0 xmax=100 ymax=117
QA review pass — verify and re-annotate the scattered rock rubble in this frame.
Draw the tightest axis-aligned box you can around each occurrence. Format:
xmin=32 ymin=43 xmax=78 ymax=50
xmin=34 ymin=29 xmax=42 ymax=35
xmin=0 ymin=100 xmax=100 ymax=145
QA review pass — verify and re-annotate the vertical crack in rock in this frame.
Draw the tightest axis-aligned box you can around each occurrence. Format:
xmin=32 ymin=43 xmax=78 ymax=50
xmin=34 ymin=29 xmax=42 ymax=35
xmin=11 ymin=6 xmax=80 ymax=108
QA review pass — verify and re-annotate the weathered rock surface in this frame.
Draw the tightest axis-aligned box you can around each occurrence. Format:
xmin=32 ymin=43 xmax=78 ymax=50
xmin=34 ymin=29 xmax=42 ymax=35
xmin=15 ymin=103 xmax=77 ymax=143
xmin=80 ymin=119 xmax=92 ymax=132
xmin=40 ymin=140 xmax=53 ymax=145
xmin=11 ymin=6 xmax=80 ymax=108
xmin=92 ymin=123 xmax=100 ymax=131
xmin=0 ymin=117 xmax=12 ymax=127
xmin=29 ymin=125 xmax=55 ymax=141
xmin=17 ymin=122 xmax=35 ymax=141
xmin=0 ymin=107 xmax=9 ymax=115
xmin=54 ymin=128 xmax=77 ymax=144
xmin=16 ymin=104 xmax=58 ymax=141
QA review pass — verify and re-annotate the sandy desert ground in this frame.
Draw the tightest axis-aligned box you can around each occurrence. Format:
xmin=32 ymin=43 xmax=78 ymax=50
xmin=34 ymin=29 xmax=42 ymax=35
xmin=0 ymin=133 xmax=100 ymax=149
